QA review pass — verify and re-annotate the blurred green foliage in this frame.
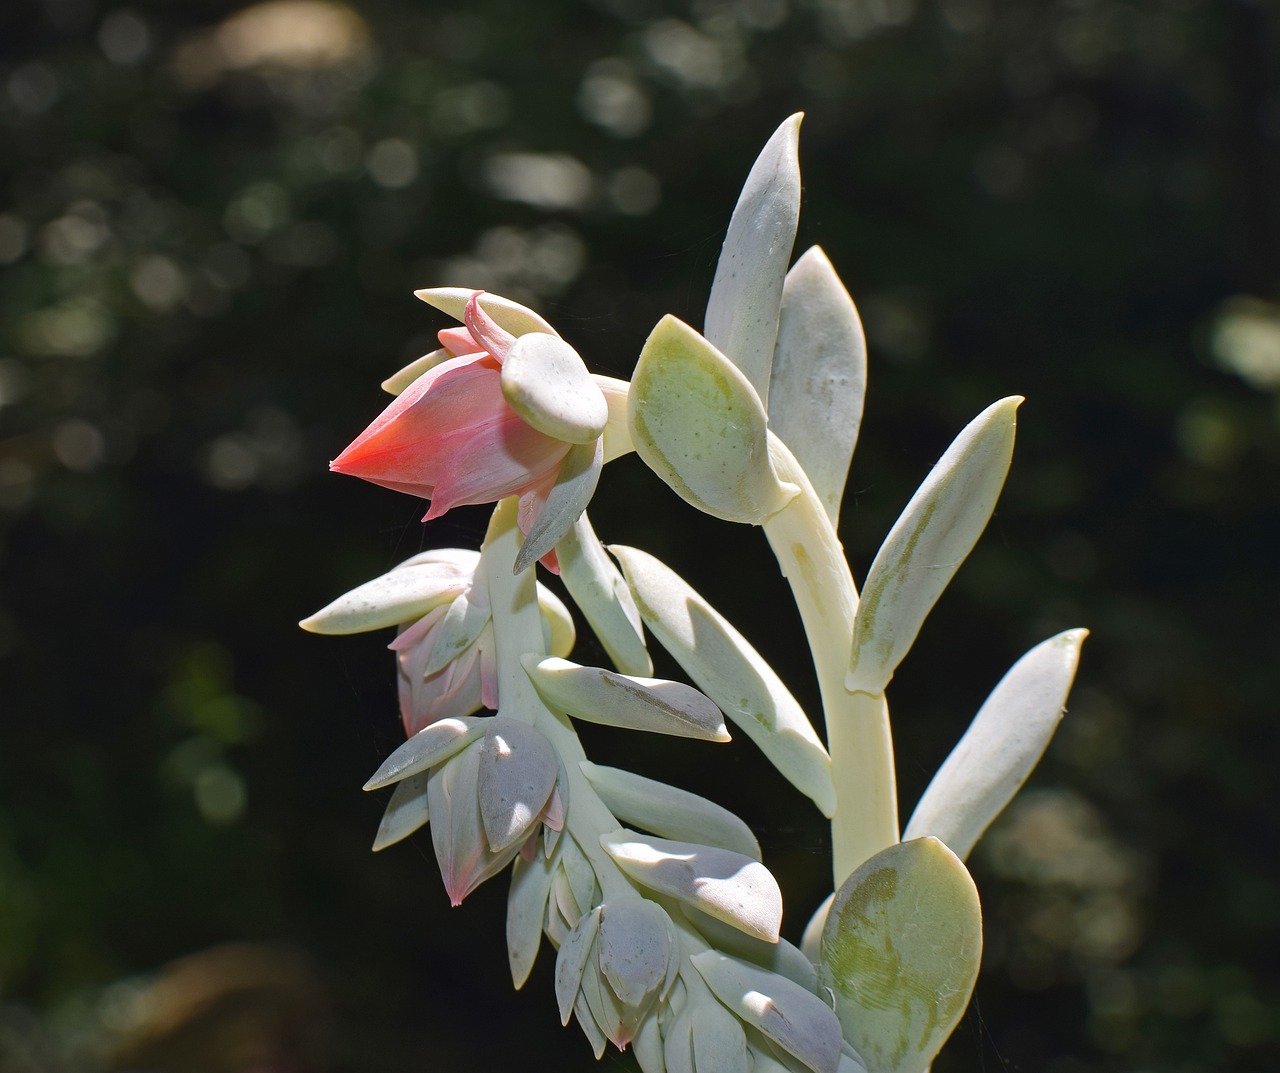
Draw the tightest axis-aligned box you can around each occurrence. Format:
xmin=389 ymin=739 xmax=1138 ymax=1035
xmin=2 ymin=0 xmax=1278 ymax=1070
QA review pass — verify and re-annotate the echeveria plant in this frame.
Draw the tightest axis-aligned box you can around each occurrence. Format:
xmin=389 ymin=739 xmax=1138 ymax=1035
xmin=302 ymin=114 xmax=1086 ymax=1073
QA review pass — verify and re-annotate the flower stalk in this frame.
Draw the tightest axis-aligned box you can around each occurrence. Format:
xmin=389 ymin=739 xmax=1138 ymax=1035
xmin=304 ymin=113 xmax=1086 ymax=1073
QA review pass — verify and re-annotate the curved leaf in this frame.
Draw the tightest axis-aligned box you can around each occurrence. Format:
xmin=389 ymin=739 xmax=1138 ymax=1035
xmin=847 ymin=397 xmax=1021 ymax=697
xmin=767 ymin=246 xmax=866 ymax=524
xmin=704 ymin=113 xmax=803 ymax=405
xmin=612 ymin=545 xmax=835 ymax=815
xmin=628 ymin=315 xmax=797 ymax=525
xmin=601 ymin=830 xmax=782 ymax=943
xmin=903 ymin=628 xmax=1088 ymax=859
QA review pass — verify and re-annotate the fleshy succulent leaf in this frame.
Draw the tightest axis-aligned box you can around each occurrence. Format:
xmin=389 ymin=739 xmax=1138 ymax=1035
xmin=299 ymin=551 xmax=477 ymax=635
xmin=611 ymin=545 xmax=835 ymax=815
xmin=556 ymin=905 xmax=602 ymax=1025
xmin=556 ymin=514 xmax=652 ymax=676
xmin=818 ymin=838 xmax=982 ymax=1073
xmin=767 ymin=246 xmax=867 ymax=525
xmin=704 ymin=112 xmax=803 ymax=406
xmin=501 ymin=332 xmax=608 ymax=445
xmin=525 ymin=656 xmax=729 ymax=741
xmin=580 ymin=761 xmax=761 ymax=861
xmin=363 ymin=715 xmax=489 ymax=790
xmin=507 ymin=845 xmax=556 ymax=988
xmin=371 ymin=771 xmax=430 ymax=851
xmin=691 ymin=950 xmax=843 ymax=1073
xmin=601 ymin=830 xmax=783 ymax=943
xmin=477 ymin=718 xmax=558 ymax=852
xmin=847 ymin=397 xmax=1021 ymax=697
xmin=903 ymin=628 xmax=1088 ymax=858
xmin=692 ymin=996 xmax=751 ymax=1073
xmin=415 ymin=287 xmax=558 ymax=337
xmin=514 ymin=438 xmax=603 ymax=574
xmin=628 ymin=315 xmax=798 ymax=524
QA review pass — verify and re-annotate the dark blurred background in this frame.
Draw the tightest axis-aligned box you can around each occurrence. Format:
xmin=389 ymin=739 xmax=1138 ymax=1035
xmin=2 ymin=0 xmax=1278 ymax=1070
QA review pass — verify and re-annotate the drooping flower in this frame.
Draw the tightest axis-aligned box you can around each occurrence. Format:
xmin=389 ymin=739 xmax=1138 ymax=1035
xmin=363 ymin=715 xmax=565 ymax=906
xmin=300 ymin=547 xmax=575 ymax=735
xmin=330 ymin=291 xmax=611 ymax=570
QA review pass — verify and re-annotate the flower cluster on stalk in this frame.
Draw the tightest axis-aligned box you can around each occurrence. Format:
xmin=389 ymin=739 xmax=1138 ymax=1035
xmin=304 ymin=115 xmax=1086 ymax=1073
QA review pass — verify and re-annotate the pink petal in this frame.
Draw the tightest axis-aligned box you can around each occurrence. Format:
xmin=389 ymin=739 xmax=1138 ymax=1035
xmin=438 ymin=325 xmax=483 ymax=356
xmin=465 ymin=291 xmax=517 ymax=363
xmin=330 ymin=354 xmax=503 ymax=495
xmin=423 ymin=414 xmax=570 ymax=521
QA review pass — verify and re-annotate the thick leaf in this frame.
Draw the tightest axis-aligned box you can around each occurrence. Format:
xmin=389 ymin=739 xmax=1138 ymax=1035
xmin=632 ymin=1008 xmax=666 ymax=1073
xmin=601 ymin=830 xmax=782 ymax=943
xmin=514 ymin=438 xmax=602 ymax=574
xmin=767 ymin=246 xmax=866 ymax=524
xmin=692 ymin=996 xmax=750 ymax=1073
xmin=477 ymin=718 xmax=558 ymax=852
xmin=526 ymin=656 xmax=729 ymax=741
xmin=595 ymin=375 xmax=635 ymax=463
xmin=363 ymin=715 xmax=489 ymax=790
xmin=556 ymin=514 xmax=651 ymax=676
xmin=555 ymin=905 xmax=602 ymax=1025
xmin=628 ymin=315 xmax=798 ymax=525
xmin=581 ymin=761 xmax=761 ymax=861
xmin=299 ymin=550 xmax=477 ymax=634
xmin=597 ymin=899 xmax=674 ymax=1008
xmin=428 ymin=742 xmax=523 ymax=905
xmin=818 ymin=838 xmax=981 ymax=1073
xmin=847 ymin=397 xmax=1021 ymax=697
xmin=507 ymin=846 xmax=555 ymax=988
xmin=420 ymin=587 xmax=489 ymax=677
xmin=415 ymin=287 xmax=558 ymax=337
xmin=903 ymin=628 xmax=1088 ymax=859
xmin=501 ymin=332 xmax=607 ymax=444
xmin=663 ymin=1003 xmax=696 ymax=1073
xmin=691 ymin=951 xmax=843 ymax=1073
xmin=612 ymin=545 xmax=835 ymax=815
xmin=704 ymin=113 xmax=803 ymax=405
xmin=558 ymin=834 xmax=600 ymax=921
xmin=371 ymin=772 xmax=430 ymax=851
xmin=381 ymin=347 xmax=451 ymax=395
xmin=678 ymin=905 xmax=815 ymax=991
xmin=574 ymin=992 xmax=608 ymax=1060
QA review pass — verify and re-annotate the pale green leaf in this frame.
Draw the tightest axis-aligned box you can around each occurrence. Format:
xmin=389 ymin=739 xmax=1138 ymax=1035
xmin=611 ymin=545 xmax=835 ymax=815
xmin=903 ymin=628 xmax=1088 ymax=859
xmin=767 ymin=246 xmax=866 ymax=525
xmin=513 ymin=438 xmax=602 ymax=574
xmin=556 ymin=513 xmax=651 ymax=676
xmin=477 ymin=719 xmax=558 ymax=852
xmin=415 ymin=287 xmax=557 ymax=337
xmin=691 ymin=950 xmax=843 ymax=1073
xmin=525 ymin=656 xmax=729 ymax=741
xmin=628 ymin=315 xmax=798 ymax=525
xmin=704 ymin=113 xmax=803 ymax=405
xmin=363 ymin=716 xmax=488 ymax=790
xmin=501 ymin=332 xmax=607 ymax=444
xmin=507 ymin=846 xmax=555 ymax=988
xmin=847 ymin=397 xmax=1021 ymax=697
xmin=818 ymin=838 xmax=982 ymax=1073
xmin=580 ymin=761 xmax=760 ymax=861
xmin=371 ymin=772 xmax=430 ymax=851
xmin=601 ymin=830 xmax=782 ymax=943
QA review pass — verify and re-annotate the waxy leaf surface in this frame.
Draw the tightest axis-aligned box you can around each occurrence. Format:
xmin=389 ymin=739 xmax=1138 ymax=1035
xmin=848 ymin=397 xmax=1020 ymax=697
xmin=818 ymin=838 xmax=981 ymax=1073
xmin=704 ymin=112 xmax=802 ymax=405
xmin=903 ymin=628 xmax=1088 ymax=859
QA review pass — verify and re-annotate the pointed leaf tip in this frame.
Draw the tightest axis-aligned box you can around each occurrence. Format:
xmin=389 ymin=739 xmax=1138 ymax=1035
xmin=848 ymin=396 xmax=1022 ymax=697
xmin=705 ymin=113 xmax=804 ymax=405
xmin=903 ymin=627 xmax=1088 ymax=859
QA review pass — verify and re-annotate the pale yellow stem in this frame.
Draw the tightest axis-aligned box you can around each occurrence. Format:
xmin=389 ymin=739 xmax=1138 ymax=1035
xmin=762 ymin=434 xmax=899 ymax=887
